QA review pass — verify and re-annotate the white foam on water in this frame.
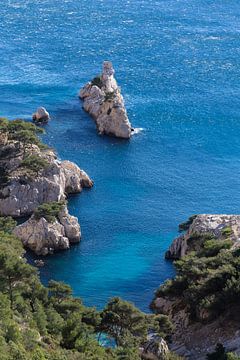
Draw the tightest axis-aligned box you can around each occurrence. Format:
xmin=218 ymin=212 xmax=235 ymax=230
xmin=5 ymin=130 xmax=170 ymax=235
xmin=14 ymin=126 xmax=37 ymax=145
xmin=132 ymin=127 xmax=144 ymax=135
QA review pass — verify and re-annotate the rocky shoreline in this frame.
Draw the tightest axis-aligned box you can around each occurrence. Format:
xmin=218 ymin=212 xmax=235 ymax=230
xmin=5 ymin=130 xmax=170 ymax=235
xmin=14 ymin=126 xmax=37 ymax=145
xmin=0 ymin=117 xmax=93 ymax=255
xmin=152 ymin=214 xmax=240 ymax=359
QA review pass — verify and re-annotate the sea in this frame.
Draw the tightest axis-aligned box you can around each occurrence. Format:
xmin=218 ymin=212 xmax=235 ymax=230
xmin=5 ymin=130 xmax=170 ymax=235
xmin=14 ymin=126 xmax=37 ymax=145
xmin=0 ymin=0 xmax=240 ymax=311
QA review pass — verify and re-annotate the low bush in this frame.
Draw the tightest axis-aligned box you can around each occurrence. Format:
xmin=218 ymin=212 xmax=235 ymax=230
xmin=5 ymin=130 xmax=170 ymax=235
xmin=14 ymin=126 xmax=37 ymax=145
xmin=91 ymin=75 xmax=103 ymax=88
xmin=34 ymin=201 xmax=66 ymax=222
xmin=21 ymin=154 xmax=49 ymax=176
xmin=104 ymin=91 xmax=115 ymax=102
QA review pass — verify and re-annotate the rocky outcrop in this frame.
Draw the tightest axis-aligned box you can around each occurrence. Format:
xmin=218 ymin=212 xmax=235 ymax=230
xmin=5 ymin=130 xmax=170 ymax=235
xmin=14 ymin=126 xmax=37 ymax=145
xmin=0 ymin=139 xmax=93 ymax=217
xmin=165 ymin=214 xmax=240 ymax=259
xmin=79 ymin=61 xmax=133 ymax=139
xmin=141 ymin=336 xmax=169 ymax=360
xmin=152 ymin=214 xmax=240 ymax=359
xmin=14 ymin=205 xmax=80 ymax=255
xmin=32 ymin=107 xmax=50 ymax=123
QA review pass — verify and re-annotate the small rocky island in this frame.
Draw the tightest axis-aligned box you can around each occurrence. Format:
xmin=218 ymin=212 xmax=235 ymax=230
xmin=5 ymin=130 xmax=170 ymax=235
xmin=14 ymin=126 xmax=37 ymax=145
xmin=79 ymin=61 xmax=134 ymax=139
xmin=0 ymin=117 xmax=93 ymax=254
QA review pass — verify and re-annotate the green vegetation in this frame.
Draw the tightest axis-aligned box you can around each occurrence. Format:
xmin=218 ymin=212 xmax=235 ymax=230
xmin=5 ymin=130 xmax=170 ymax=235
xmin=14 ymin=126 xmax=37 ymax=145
xmin=0 ymin=217 xmax=16 ymax=233
xmin=91 ymin=75 xmax=103 ymax=88
xmin=0 ymin=117 xmax=46 ymax=150
xmin=222 ymin=226 xmax=233 ymax=237
xmin=34 ymin=201 xmax=66 ymax=223
xmin=0 ymin=118 xmax=51 ymax=183
xmin=155 ymin=231 xmax=240 ymax=321
xmin=0 ymin=216 xmax=176 ymax=359
xmin=21 ymin=154 xmax=49 ymax=176
xmin=104 ymin=91 xmax=115 ymax=102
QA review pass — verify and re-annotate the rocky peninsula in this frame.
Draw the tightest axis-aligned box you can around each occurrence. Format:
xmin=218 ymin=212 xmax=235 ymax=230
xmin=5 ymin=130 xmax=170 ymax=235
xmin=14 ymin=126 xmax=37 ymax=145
xmin=152 ymin=214 xmax=240 ymax=359
xmin=79 ymin=61 xmax=134 ymax=139
xmin=0 ymin=117 xmax=93 ymax=254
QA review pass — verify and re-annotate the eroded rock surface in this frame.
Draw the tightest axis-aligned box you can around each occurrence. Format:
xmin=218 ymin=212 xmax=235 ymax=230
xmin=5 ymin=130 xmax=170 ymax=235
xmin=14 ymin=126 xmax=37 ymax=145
xmin=165 ymin=214 xmax=240 ymax=259
xmin=153 ymin=214 xmax=240 ymax=359
xmin=13 ymin=205 xmax=80 ymax=255
xmin=0 ymin=137 xmax=93 ymax=217
xmin=79 ymin=61 xmax=133 ymax=139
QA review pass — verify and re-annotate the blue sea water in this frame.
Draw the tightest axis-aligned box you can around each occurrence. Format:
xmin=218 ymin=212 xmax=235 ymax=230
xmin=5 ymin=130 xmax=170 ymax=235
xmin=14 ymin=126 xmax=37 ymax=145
xmin=1 ymin=0 xmax=240 ymax=311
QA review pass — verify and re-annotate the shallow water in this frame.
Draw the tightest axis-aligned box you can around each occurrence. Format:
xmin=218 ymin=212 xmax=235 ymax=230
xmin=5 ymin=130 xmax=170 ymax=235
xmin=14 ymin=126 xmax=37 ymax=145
xmin=1 ymin=0 xmax=240 ymax=311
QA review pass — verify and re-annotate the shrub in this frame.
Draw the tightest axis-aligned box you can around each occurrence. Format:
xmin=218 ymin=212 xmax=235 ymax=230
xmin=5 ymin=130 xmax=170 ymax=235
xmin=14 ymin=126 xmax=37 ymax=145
xmin=200 ymin=239 xmax=232 ymax=257
xmin=0 ymin=217 xmax=17 ymax=233
xmin=34 ymin=201 xmax=65 ymax=223
xmin=222 ymin=226 xmax=233 ymax=237
xmin=21 ymin=155 xmax=49 ymax=176
xmin=104 ymin=91 xmax=115 ymax=102
xmin=91 ymin=75 xmax=103 ymax=88
xmin=155 ymin=232 xmax=240 ymax=320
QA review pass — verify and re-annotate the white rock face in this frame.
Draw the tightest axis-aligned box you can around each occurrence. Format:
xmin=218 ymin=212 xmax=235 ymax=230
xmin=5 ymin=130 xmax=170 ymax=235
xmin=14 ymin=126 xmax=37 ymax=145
xmin=165 ymin=214 xmax=240 ymax=259
xmin=14 ymin=206 xmax=80 ymax=255
xmin=141 ymin=336 xmax=169 ymax=360
xmin=32 ymin=107 xmax=50 ymax=123
xmin=0 ymin=147 xmax=93 ymax=217
xmin=79 ymin=61 xmax=133 ymax=139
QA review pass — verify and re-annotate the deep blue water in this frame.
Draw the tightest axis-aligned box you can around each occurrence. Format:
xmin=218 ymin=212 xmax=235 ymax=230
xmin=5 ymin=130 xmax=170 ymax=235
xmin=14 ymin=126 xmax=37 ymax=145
xmin=1 ymin=0 xmax=240 ymax=311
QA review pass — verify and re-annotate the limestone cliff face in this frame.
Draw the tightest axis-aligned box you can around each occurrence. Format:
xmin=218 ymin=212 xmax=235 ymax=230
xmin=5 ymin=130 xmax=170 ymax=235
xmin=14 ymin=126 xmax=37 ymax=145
xmin=13 ymin=206 xmax=80 ymax=255
xmin=165 ymin=214 xmax=240 ymax=259
xmin=0 ymin=141 xmax=93 ymax=217
xmin=79 ymin=61 xmax=133 ymax=139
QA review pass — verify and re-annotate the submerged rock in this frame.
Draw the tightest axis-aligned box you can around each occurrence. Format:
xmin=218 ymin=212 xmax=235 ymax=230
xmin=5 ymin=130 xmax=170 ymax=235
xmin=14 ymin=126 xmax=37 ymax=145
xmin=32 ymin=107 xmax=50 ymax=123
xmin=34 ymin=259 xmax=45 ymax=267
xmin=14 ymin=205 xmax=80 ymax=255
xmin=165 ymin=214 xmax=240 ymax=260
xmin=79 ymin=61 xmax=133 ymax=139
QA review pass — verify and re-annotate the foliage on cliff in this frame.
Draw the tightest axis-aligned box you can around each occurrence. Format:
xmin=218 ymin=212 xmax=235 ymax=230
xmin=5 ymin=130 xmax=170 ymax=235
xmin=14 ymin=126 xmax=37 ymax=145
xmin=0 ymin=118 xmax=50 ymax=181
xmin=0 ymin=216 xmax=175 ymax=360
xmin=34 ymin=201 xmax=66 ymax=223
xmin=155 ymin=229 xmax=240 ymax=321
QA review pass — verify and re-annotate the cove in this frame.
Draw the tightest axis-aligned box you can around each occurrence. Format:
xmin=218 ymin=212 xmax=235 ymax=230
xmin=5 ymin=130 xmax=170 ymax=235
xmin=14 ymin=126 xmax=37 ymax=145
xmin=1 ymin=0 xmax=240 ymax=311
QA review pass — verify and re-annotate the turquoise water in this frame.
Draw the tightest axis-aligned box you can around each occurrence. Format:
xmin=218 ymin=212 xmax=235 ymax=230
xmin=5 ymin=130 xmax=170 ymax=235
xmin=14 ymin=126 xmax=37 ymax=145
xmin=1 ymin=0 xmax=240 ymax=311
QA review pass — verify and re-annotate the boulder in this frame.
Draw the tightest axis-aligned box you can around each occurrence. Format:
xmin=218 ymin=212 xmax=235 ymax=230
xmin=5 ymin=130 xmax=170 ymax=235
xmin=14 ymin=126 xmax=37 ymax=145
xmin=79 ymin=61 xmax=133 ymax=139
xmin=32 ymin=107 xmax=50 ymax=123
xmin=13 ymin=206 xmax=80 ymax=255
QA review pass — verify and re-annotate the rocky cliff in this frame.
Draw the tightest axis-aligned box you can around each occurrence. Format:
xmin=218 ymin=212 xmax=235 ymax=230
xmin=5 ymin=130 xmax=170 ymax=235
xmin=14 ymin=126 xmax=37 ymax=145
xmin=165 ymin=214 xmax=240 ymax=259
xmin=0 ymin=118 xmax=93 ymax=255
xmin=152 ymin=214 xmax=240 ymax=359
xmin=0 ymin=128 xmax=93 ymax=217
xmin=14 ymin=204 xmax=80 ymax=255
xmin=79 ymin=61 xmax=133 ymax=139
